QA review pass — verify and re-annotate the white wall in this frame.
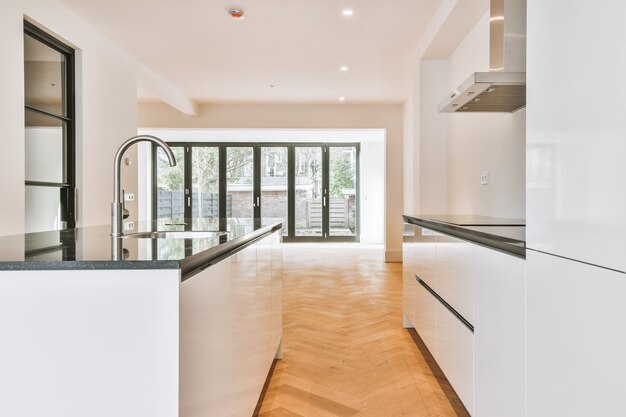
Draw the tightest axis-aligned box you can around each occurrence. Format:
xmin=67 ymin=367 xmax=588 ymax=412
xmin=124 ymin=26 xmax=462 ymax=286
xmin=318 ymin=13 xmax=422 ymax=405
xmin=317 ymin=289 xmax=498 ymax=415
xmin=445 ymin=13 xmax=525 ymax=219
xmin=404 ymin=10 xmax=525 ymax=220
xmin=359 ymin=140 xmax=385 ymax=244
xmin=418 ymin=60 xmax=448 ymax=214
xmin=0 ymin=0 xmax=192 ymax=236
xmin=139 ymin=103 xmax=403 ymax=261
xmin=0 ymin=0 xmax=134 ymax=234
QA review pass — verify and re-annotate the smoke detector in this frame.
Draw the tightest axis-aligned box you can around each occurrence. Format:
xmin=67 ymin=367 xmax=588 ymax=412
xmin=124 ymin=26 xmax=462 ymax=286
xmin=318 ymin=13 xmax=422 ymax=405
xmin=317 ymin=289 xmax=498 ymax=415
xmin=228 ymin=9 xmax=245 ymax=20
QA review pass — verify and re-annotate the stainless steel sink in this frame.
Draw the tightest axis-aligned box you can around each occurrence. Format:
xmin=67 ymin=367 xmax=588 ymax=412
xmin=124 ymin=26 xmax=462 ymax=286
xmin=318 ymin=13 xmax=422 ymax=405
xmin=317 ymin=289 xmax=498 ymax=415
xmin=120 ymin=231 xmax=228 ymax=239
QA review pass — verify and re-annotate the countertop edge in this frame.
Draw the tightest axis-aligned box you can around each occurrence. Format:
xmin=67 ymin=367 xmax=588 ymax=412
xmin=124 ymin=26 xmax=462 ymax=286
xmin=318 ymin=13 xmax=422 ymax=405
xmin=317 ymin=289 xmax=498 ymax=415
xmin=180 ymin=222 xmax=282 ymax=280
xmin=403 ymin=215 xmax=526 ymax=259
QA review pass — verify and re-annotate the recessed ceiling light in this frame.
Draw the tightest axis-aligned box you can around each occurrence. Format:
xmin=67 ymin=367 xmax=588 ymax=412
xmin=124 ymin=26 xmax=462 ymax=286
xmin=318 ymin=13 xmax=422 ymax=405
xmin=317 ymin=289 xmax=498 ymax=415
xmin=340 ymin=66 xmax=349 ymax=72
xmin=228 ymin=9 xmax=245 ymax=20
xmin=342 ymin=9 xmax=354 ymax=16
xmin=339 ymin=97 xmax=346 ymax=101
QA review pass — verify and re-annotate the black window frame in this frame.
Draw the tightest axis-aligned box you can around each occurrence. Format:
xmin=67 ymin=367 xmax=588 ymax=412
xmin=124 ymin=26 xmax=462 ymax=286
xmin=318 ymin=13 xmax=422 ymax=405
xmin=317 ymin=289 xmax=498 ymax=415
xmin=152 ymin=142 xmax=360 ymax=243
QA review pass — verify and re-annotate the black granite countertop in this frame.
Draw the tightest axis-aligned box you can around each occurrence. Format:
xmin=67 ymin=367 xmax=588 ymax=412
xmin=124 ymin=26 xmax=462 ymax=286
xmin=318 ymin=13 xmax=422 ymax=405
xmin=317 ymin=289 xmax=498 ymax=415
xmin=403 ymin=214 xmax=525 ymax=258
xmin=0 ymin=218 xmax=283 ymax=278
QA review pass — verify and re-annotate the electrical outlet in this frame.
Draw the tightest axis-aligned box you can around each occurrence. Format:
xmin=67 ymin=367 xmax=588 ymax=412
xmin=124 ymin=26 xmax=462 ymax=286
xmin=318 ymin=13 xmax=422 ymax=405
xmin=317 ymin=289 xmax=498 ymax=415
xmin=480 ymin=172 xmax=490 ymax=185
xmin=124 ymin=193 xmax=135 ymax=202
xmin=124 ymin=221 xmax=135 ymax=231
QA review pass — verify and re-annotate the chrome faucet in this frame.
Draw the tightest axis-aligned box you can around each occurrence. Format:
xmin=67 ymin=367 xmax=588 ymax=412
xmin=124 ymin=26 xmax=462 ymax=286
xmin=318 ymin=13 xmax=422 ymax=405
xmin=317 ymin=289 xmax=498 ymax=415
xmin=111 ymin=135 xmax=176 ymax=237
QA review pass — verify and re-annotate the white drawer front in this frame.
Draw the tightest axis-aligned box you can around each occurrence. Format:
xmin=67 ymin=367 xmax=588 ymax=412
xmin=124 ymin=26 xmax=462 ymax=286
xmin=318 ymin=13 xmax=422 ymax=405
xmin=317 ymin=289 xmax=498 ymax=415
xmin=414 ymin=278 xmax=437 ymax=354
xmin=436 ymin=301 xmax=474 ymax=415
xmin=434 ymin=234 xmax=475 ymax=324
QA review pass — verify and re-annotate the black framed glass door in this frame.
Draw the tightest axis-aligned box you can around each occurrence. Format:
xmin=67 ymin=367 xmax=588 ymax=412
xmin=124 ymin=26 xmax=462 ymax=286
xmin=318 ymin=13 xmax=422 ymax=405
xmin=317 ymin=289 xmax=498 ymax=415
xmin=24 ymin=21 xmax=75 ymax=233
xmin=226 ymin=145 xmax=255 ymax=218
xmin=153 ymin=143 xmax=359 ymax=242
xmin=260 ymin=146 xmax=289 ymax=236
xmin=293 ymin=145 xmax=324 ymax=239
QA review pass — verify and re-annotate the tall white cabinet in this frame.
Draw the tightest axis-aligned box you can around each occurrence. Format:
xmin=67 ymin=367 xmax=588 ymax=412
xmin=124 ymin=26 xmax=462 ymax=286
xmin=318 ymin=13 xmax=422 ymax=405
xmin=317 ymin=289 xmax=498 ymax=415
xmin=526 ymin=251 xmax=626 ymax=417
xmin=526 ymin=0 xmax=626 ymax=271
xmin=403 ymin=223 xmax=526 ymax=417
xmin=526 ymin=0 xmax=626 ymax=415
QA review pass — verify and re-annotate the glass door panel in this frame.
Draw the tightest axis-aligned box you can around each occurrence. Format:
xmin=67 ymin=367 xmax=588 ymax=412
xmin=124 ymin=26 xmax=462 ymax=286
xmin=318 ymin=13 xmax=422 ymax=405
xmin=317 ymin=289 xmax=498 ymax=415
xmin=329 ymin=146 xmax=358 ymax=237
xmin=226 ymin=146 xmax=254 ymax=218
xmin=260 ymin=146 xmax=288 ymax=236
xmin=191 ymin=146 xmax=220 ymax=221
xmin=155 ymin=146 xmax=185 ymax=229
xmin=24 ymin=32 xmax=67 ymax=116
xmin=25 ymin=110 xmax=66 ymax=183
xmin=25 ymin=185 xmax=63 ymax=232
xmin=295 ymin=146 xmax=323 ymax=237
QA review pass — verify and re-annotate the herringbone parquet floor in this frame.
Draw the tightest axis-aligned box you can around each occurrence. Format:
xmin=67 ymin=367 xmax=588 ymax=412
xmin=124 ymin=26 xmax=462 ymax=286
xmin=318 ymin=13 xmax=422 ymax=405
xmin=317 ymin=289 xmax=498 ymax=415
xmin=255 ymin=244 xmax=469 ymax=417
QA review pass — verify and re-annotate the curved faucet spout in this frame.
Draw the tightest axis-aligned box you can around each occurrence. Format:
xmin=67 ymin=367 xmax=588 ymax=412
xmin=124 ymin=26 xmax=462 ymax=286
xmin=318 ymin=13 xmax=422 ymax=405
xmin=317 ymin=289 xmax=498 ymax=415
xmin=112 ymin=135 xmax=177 ymax=237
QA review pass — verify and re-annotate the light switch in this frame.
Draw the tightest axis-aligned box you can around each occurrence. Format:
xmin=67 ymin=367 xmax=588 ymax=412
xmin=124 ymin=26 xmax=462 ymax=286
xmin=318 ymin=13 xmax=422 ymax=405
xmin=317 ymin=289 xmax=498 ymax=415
xmin=480 ymin=172 xmax=490 ymax=185
xmin=124 ymin=193 xmax=135 ymax=202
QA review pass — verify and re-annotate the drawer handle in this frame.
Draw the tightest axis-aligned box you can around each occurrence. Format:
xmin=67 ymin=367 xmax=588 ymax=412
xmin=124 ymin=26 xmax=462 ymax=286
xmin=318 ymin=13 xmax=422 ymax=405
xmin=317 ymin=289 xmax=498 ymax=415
xmin=415 ymin=275 xmax=474 ymax=333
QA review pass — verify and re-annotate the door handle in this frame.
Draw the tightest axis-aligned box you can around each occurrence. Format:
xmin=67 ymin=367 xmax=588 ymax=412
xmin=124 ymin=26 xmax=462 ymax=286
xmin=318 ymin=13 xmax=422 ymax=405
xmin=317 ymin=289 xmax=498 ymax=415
xmin=187 ymin=196 xmax=191 ymax=207
xmin=255 ymin=197 xmax=260 ymax=207
xmin=323 ymin=196 xmax=326 ymax=206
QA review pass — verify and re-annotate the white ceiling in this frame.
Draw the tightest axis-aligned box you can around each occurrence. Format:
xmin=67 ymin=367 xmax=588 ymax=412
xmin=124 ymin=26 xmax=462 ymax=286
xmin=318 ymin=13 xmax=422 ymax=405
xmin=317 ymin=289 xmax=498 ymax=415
xmin=57 ymin=0 xmax=443 ymax=104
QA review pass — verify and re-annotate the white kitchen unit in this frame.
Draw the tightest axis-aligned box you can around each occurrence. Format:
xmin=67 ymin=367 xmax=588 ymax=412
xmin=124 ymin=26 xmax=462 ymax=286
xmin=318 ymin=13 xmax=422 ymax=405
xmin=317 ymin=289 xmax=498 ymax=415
xmin=474 ymin=246 xmax=526 ymax=417
xmin=526 ymin=251 xmax=626 ymax=417
xmin=433 ymin=234 xmax=475 ymax=324
xmin=0 ymin=268 xmax=180 ymax=417
xmin=402 ymin=225 xmax=416 ymax=328
xmin=0 ymin=221 xmax=283 ymax=417
xmin=180 ymin=231 xmax=282 ymax=417
xmin=525 ymin=1 xmax=626 ymax=415
xmin=403 ymin=216 xmax=527 ymax=417
xmin=403 ymin=221 xmax=475 ymax=414
xmin=526 ymin=0 xmax=626 ymax=272
xmin=434 ymin=297 xmax=474 ymax=413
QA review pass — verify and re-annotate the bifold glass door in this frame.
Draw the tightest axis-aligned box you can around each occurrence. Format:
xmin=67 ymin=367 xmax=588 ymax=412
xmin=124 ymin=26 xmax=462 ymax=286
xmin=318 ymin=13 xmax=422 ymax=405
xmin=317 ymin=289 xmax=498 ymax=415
xmin=294 ymin=146 xmax=323 ymax=237
xmin=260 ymin=146 xmax=289 ymax=234
xmin=154 ymin=143 xmax=359 ymax=242
xmin=328 ymin=146 xmax=358 ymax=238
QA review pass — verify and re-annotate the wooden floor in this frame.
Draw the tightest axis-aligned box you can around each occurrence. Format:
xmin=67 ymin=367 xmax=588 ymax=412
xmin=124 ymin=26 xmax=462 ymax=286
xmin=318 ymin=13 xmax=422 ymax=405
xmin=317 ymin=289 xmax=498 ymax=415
xmin=255 ymin=244 xmax=469 ymax=417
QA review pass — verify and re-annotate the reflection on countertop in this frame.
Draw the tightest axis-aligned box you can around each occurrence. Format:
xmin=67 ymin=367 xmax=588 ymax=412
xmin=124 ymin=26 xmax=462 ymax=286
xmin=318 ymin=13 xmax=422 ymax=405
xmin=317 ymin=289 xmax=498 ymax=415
xmin=0 ymin=218 xmax=283 ymax=276
xmin=403 ymin=214 xmax=525 ymax=258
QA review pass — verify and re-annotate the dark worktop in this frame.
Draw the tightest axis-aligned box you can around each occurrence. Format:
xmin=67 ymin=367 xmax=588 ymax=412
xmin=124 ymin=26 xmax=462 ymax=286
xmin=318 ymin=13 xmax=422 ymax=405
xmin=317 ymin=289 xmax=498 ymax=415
xmin=403 ymin=214 xmax=525 ymax=258
xmin=0 ymin=218 xmax=283 ymax=278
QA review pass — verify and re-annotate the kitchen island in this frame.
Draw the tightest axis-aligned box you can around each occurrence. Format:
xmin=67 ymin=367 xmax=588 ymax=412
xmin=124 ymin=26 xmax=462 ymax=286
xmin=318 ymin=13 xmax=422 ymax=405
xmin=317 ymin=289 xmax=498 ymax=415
xmin=402 ymin=214 xmax=526 ymax=416
xmin=0 ymin=218 xmax=283 ymax=417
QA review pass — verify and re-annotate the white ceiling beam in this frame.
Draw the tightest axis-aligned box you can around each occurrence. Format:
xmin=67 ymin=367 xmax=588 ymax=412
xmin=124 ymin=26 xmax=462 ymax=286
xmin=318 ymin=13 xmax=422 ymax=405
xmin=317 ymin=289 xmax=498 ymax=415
xmin=135 ymin=63 xmax=198 ymax=116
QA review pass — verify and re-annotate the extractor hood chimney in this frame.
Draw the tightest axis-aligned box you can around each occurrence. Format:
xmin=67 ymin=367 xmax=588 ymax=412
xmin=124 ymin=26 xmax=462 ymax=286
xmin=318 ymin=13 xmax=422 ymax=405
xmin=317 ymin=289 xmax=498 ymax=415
xmin=438 ymin=0 xmax=526 ymax=113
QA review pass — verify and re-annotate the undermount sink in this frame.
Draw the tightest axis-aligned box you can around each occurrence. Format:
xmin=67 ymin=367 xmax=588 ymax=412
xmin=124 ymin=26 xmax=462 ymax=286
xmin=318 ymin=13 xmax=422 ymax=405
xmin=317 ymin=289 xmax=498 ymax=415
xmin=120 ymin=231 xmax=228 ymax=239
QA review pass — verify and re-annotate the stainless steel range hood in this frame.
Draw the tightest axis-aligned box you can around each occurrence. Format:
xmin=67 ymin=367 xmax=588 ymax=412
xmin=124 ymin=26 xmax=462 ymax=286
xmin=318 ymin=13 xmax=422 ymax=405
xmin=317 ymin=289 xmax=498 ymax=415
xmin=438 ymin=0 xmax=526 ymax=113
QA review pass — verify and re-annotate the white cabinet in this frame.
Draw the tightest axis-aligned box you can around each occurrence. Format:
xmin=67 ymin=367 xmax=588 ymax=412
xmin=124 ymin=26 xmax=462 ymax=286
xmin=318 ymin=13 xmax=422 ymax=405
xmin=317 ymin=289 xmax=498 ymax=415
xmin=405 ymin=224 xmax=473 ymax=414
xmin=0 ymin=269 xmax=180 ymax=417
xmin=413 ymin=278 xmax=437 ymax=354
xmin=436 ymin=301 xmax=474 ymax=414
xmin=402 ymin=224 xmax=416 ymax=327
xmin=474 ymin=247 xmax=526 ymax=417
xmin=434 ymin=234 xmax=475 ymax=324
xmin=404 ymin=221 xmax=529 ymax=417
xmin=180 ymin=231 xmax=282 ymax=417
xmin=526 ymin=250 xmax=626 ymax=417
xmin=526 ymin=0 xmax=626 ymax=272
